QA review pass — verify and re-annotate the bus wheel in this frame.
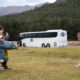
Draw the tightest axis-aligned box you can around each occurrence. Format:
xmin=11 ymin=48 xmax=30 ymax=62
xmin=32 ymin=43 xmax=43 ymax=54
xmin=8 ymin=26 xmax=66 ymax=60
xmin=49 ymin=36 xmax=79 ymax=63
xmin=46 ymin=43 xmax=51 ymax=48
xmin=23 ymin=43 xmax=26 ymax=47
xmin=41 ymin=43 xmax=45 ymax=47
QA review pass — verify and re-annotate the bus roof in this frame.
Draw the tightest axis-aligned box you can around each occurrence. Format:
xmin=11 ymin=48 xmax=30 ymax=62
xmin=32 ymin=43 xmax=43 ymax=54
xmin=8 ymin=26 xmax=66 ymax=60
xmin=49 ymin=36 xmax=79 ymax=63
xmin=20 ymin=29 xmax=66 ymax=34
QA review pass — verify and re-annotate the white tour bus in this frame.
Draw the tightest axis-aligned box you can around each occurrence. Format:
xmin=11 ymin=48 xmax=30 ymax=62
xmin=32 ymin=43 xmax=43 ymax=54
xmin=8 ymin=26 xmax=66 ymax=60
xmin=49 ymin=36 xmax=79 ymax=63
xmin=18 ymin=29 xmax=68 ymax=47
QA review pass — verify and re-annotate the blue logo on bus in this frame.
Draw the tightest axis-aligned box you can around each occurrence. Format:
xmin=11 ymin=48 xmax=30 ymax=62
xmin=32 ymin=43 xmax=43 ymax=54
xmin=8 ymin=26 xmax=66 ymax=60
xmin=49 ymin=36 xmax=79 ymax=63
xmin=61 ymin=32 xmax=65 ymax=37
xmin=30 ymin=39 xmax=33 ymax=42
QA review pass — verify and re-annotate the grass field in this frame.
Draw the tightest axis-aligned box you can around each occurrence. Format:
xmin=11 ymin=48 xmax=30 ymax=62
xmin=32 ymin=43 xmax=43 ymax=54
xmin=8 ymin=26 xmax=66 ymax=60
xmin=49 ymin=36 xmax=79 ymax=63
xmin=0 ymin=47 xmax=80 ymax=80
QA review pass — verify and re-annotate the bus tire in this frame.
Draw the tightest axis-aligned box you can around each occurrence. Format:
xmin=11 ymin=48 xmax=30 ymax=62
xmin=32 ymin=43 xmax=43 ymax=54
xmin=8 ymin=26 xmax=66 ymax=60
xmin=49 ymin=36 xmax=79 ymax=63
xmin=23 ymin=43 xmax=26 ymax=47
xmin=46 ymin=43 xmax=51 ymax=48
xmin=41 ymin=43 xmax=45 ymax=47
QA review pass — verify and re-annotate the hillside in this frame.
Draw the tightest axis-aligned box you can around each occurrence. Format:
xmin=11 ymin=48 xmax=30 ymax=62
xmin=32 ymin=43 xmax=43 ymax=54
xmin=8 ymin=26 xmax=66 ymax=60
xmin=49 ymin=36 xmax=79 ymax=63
xmin=0 ymin=0 xmax=80 ymax=40
xmin=0 ymin=6 xmax=34 ymax=16
xmin=56 ymin=0 xmax=67 ymax=2
xmin=0 ymin=3 xmax=45 ymax=16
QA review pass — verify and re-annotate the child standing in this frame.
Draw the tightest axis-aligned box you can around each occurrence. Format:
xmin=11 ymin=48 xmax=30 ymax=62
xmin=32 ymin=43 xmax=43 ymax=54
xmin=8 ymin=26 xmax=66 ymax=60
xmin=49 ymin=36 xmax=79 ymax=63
xmin=2 ymin=32 xmax=10 ymax=69
xmin=0 ymin=26 xmax=18 ymax=69
xmin=0 ymin=27 xmax=8 ymax=69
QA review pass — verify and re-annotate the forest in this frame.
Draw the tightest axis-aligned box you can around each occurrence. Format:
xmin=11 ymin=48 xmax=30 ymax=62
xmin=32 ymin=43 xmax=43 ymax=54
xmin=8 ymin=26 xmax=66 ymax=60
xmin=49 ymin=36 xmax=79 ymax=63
xmin=0 ymin=0 xmax=80 ymax=40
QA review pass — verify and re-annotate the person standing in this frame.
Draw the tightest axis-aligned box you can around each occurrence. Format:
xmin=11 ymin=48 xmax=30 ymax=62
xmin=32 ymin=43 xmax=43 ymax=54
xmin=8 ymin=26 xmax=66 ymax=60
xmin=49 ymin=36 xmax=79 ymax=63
xmin=0 ymin=26 xmax=8 ymax=69
xmin=2 ymin=32 xmax=10 ymax=69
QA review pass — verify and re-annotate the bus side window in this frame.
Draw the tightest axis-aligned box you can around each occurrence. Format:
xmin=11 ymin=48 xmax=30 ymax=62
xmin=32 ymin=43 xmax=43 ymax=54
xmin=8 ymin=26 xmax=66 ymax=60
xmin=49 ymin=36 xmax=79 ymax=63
xmin=42 ymin=33 xmax=47 ymax=38
xmin=26 ymin=34 xmax=29 ymax=38
xmin=47 ymin=32 xmax=57 ymax=37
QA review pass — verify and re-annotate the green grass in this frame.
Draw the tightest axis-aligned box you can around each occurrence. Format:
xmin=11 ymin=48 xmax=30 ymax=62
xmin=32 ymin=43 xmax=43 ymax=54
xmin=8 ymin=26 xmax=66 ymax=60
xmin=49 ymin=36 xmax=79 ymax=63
xmin=0 ymin=47 xmax=80 ymax=80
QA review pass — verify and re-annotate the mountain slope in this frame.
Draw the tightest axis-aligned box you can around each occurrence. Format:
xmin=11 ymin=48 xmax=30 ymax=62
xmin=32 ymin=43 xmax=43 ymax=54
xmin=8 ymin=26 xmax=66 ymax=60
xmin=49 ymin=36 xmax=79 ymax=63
xmin=0 ymin=3 xmax=46 ymax=16
xmin=20 ymin=0 xmax=80 ymax=19
xmin=56 ymin=0 xmax=67 ymax=2
xmin=0 ymin=0 xmax=80 ymax=40
xmin=0 ymin=5 xmax=34 ymax=16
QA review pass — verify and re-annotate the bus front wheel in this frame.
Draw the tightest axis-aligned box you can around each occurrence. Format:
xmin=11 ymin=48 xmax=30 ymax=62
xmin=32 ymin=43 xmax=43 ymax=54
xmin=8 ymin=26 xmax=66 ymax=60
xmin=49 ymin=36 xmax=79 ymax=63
xmin=23 ymin=43 xmax=26 ymax=47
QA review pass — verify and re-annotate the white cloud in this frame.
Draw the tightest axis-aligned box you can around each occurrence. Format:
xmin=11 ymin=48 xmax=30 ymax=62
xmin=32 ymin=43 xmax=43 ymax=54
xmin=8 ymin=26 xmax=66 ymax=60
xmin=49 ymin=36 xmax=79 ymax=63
xmin=47 ymin=0 xmax=56 ymax=3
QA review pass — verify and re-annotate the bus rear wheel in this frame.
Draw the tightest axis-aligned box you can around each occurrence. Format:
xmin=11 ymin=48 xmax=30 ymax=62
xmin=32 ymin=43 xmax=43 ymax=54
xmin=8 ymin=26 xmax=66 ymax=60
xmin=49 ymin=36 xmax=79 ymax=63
xmin=23 ymin=43 xmax=26 ymax=47
xmin=46 ymin=43 xmax=51 ymax=47
xmin=41 ymin=43 xmax=45 ymax=47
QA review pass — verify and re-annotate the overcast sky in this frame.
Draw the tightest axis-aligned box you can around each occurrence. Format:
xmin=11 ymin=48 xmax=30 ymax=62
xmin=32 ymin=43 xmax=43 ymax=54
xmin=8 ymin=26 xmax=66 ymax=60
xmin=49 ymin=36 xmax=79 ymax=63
xmin=0 ymin=0 xmax=56 ymax=7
